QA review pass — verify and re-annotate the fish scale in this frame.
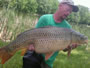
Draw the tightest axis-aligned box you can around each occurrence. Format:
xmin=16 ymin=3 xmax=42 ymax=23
xmin=0 ymin=26 xmax=88 ymax=64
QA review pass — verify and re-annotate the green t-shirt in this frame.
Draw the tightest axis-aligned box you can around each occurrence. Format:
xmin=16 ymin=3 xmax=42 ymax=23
xmin=35 ymin=14 xmax=71 ymax=68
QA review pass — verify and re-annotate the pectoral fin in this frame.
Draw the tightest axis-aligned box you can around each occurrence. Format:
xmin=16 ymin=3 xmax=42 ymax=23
xmin=45 ymin=52 xmax=54 ymax=60
xmin=21 ymin=48 xmax=28 ymax=56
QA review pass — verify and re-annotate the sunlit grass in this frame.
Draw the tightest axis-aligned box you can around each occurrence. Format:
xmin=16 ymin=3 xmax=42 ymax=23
xmin=53 ymin=46 xmax=90 ymax=68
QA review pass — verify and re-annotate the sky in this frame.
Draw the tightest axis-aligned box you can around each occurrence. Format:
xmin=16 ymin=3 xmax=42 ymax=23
xmin=74 ymin=0 xmax=90 ymax=8
xmin=58 ymin=0 xmax=90 ymax=9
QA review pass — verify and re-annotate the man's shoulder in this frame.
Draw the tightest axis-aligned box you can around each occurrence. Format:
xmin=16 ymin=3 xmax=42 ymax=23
xmin=39 ymin=14 xmax=53 ymax=21
xmin=63 ymin=19 xmax=68 ymax=23
xmin=63 ymin=20 xmax=72 ymax=28
xmin=41 ymin=14 xmax=53 ymax=18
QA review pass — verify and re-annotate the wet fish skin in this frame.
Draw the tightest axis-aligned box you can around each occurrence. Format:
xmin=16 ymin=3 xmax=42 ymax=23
xmin=0 ymin=26 xmax=88 ymax=64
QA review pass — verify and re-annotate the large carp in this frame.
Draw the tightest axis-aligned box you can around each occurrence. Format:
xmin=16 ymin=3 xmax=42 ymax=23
xmin=0 ymin=26 xmax=88 ymax=64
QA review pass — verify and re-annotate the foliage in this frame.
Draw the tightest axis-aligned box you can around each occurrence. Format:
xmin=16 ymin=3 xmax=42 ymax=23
xmin=0 ymin=0 xmax=59 ymax=14
xmin=0 ymin=0 xmax=10 ymax=8
xmin=67 ymin=12 xmax=80 ymax=24
xmin=0 ymin=9 xmax=39 ymax=41
xmin=78 ymin=5 xmax=90 ymax=24
xmin=8 ymin=0 xmax=38 ymax=13
xmin=67 ymin=5 xmax=90 ymax=25
xmin=1 ymin=0 xmax=90 ymax=25
xmin=36 ymin=0 xmax=59 ymax=14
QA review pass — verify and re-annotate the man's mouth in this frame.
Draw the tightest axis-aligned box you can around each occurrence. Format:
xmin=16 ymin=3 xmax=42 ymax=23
xmin=64 ymin=15 xmax=68 ymax=17
xmin=63 ymin=15 xmax=67 ymax=18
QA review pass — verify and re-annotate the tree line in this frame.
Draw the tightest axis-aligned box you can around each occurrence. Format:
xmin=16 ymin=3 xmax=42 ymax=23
xmin=0 ymin=0 xmax=59 ymax=14
xmin=0 ymin=0 xmax=90 ymax=25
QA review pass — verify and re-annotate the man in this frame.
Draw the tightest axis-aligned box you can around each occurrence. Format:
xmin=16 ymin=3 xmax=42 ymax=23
xmin=23 ymin=0 xmax=79 ymax=68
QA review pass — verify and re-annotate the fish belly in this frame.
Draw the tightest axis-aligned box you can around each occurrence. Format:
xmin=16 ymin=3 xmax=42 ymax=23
xmin=34 ymin=38 xmax=71 ymax=53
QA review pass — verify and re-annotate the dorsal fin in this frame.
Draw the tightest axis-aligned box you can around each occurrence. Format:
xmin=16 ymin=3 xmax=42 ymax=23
xmin=17 ymin=28 xmax=35 ymax=37
xmin=17 ymin=26 xmax=54 ymax=37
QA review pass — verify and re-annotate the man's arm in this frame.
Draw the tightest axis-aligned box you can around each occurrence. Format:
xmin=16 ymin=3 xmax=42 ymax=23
xmin=35 ymin=15 xmax=48 ymax=28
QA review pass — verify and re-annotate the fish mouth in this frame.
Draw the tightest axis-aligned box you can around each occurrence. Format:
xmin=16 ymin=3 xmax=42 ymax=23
xmin=78 ymin=40 xmax=88 ymax=45
xmin=84 ymin=40 xmax=88 ymax=44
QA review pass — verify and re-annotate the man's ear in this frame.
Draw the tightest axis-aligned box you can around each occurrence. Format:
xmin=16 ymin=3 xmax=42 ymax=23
xmin=58 ymin=3 xmax=63 ymax=9
xmin=59 ymin=3 xmax=63 ymax=7
xmin=59 ymin=4 xmax=61 ymax=7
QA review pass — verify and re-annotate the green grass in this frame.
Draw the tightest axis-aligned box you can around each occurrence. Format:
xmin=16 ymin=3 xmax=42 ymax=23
xmin=53 ymin=46 xmax=90 ymax=68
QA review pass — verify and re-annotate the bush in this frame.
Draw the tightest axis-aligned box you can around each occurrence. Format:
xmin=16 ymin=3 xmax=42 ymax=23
xmin=8 ymin=0 xmax=38 ymax=13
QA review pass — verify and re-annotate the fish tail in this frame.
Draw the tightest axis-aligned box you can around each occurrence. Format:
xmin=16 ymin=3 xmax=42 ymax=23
xmin=0 ymin=47 xmax=13 ymax=64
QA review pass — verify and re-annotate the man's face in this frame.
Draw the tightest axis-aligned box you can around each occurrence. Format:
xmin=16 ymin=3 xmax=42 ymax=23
xmin=58 ymin=4 xmax=73 ymax=19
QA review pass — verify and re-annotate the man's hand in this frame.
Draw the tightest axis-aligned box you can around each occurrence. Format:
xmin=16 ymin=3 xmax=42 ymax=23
xmin=63 ymin=44 xmax=78 ymax=52
xmin=28 ymin=44 xmax=35 ymax=51
xmin=63 ymin=44 xmax=78 ymax=57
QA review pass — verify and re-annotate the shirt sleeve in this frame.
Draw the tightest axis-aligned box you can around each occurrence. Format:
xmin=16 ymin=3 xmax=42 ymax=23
xmin=35 ymin=15 xmax=48 ymax=28
xmin=64 ymin=20 xmax=72 ymax=29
